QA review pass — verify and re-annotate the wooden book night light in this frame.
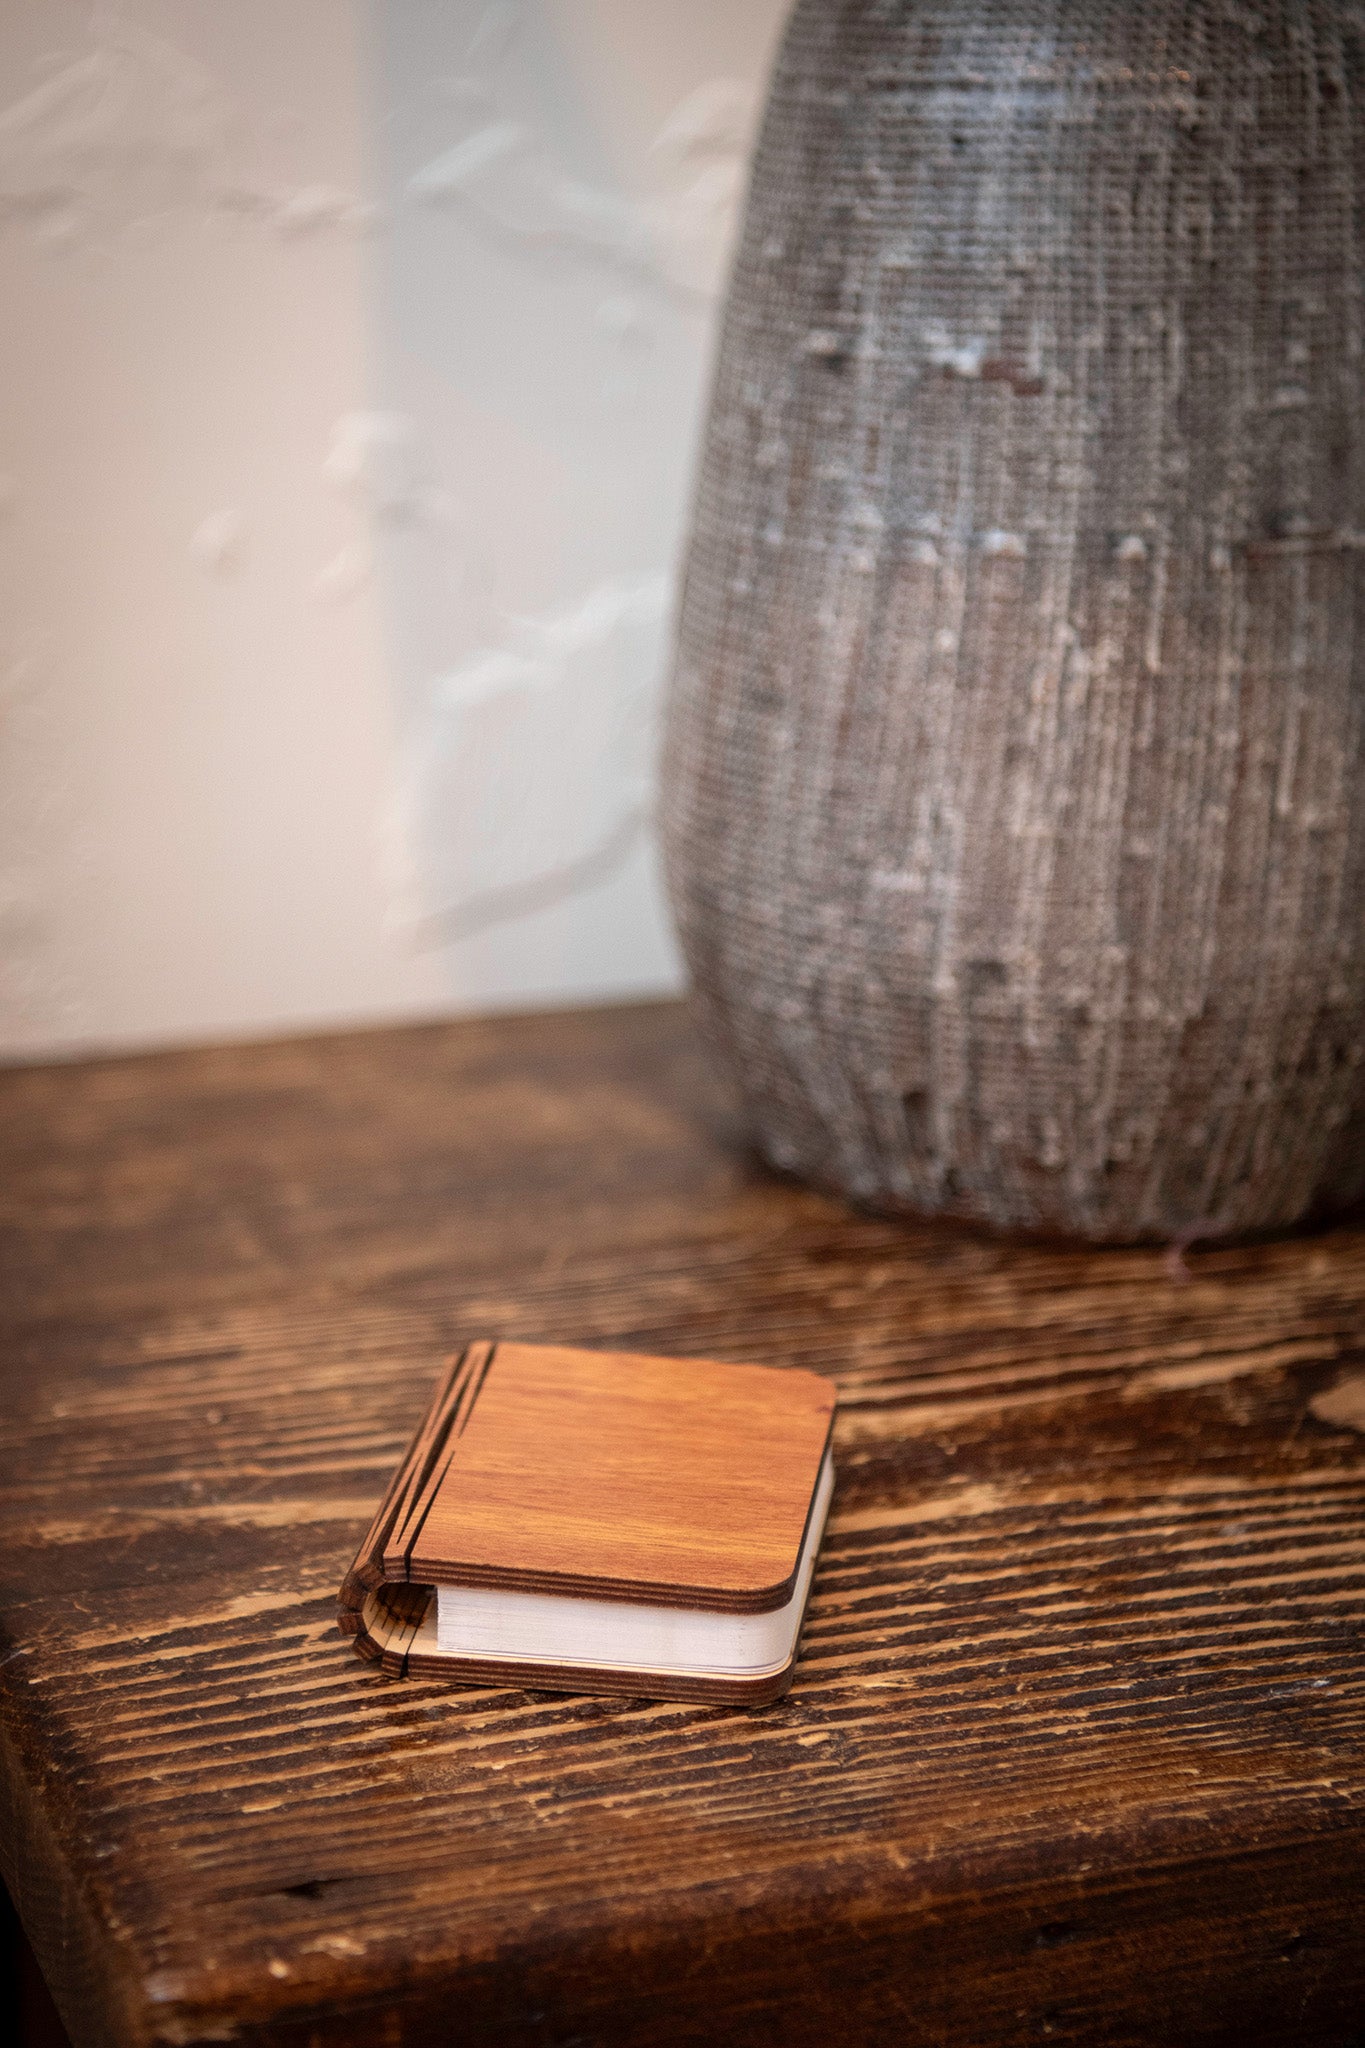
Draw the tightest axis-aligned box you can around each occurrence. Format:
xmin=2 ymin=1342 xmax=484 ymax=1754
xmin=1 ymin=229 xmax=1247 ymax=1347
xmin=339 ymin=1342 xmax=836 ymax=1705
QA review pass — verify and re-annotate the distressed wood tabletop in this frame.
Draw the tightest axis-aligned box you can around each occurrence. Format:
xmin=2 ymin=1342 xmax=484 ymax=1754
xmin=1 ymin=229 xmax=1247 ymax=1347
xmin=1 ymin=1000 xmax=1363 ymax=2048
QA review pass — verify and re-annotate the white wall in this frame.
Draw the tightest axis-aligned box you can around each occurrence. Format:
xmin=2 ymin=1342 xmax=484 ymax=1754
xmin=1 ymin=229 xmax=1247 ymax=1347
xmin=0 ymin=0 xmax=787 ymax=1060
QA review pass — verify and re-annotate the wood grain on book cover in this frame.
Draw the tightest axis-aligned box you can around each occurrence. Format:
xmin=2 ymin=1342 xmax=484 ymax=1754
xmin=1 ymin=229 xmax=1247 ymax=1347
xmin=408 ymin=1342 xmax=835 ymax=1612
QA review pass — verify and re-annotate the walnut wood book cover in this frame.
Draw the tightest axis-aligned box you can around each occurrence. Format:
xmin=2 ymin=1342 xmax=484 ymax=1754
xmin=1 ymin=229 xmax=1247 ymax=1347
xmin=339 ymin=1341 xmax=836 ymax=1704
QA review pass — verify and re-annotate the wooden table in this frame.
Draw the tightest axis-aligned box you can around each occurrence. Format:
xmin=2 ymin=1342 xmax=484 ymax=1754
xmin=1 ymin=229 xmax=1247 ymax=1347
xmin=1 ymin=1001 xmax=1363 ymax=2048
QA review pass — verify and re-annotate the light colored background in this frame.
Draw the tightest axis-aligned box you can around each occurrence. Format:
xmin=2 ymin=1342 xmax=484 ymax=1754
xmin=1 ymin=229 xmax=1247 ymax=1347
xmin=0 ymin=0 xmax=787 ymax=1060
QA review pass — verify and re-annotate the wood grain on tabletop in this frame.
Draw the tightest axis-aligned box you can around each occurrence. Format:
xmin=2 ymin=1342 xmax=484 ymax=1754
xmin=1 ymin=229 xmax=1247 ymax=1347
xmin=0 ymin=999 xmax=1362 ymax=2048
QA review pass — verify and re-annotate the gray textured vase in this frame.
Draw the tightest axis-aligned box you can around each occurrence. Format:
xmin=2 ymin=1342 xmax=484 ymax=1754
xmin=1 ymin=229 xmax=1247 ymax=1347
xmin=662 ymin=0 xmax=1365 ymax=1243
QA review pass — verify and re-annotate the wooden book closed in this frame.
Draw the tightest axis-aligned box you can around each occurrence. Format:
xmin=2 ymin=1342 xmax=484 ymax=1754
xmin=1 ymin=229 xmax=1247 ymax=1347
xmin=338 ymin=1342 xmax=837 ymax=1704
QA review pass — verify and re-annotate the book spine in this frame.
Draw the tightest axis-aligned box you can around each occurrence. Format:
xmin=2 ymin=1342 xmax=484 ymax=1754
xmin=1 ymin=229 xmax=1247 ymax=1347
xmin=337 ymin=1342 xmax=496 ymax=1671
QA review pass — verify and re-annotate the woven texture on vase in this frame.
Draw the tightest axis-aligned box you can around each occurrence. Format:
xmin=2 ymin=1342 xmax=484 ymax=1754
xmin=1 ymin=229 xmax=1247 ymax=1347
xmin=661 ymin=0 xmax=1365 ymax=1244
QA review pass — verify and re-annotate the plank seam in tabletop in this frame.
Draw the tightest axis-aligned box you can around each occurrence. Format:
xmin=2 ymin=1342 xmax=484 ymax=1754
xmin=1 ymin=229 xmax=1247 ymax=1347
xmin=0 ymin=1000 xmax=1363 ymax=2047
